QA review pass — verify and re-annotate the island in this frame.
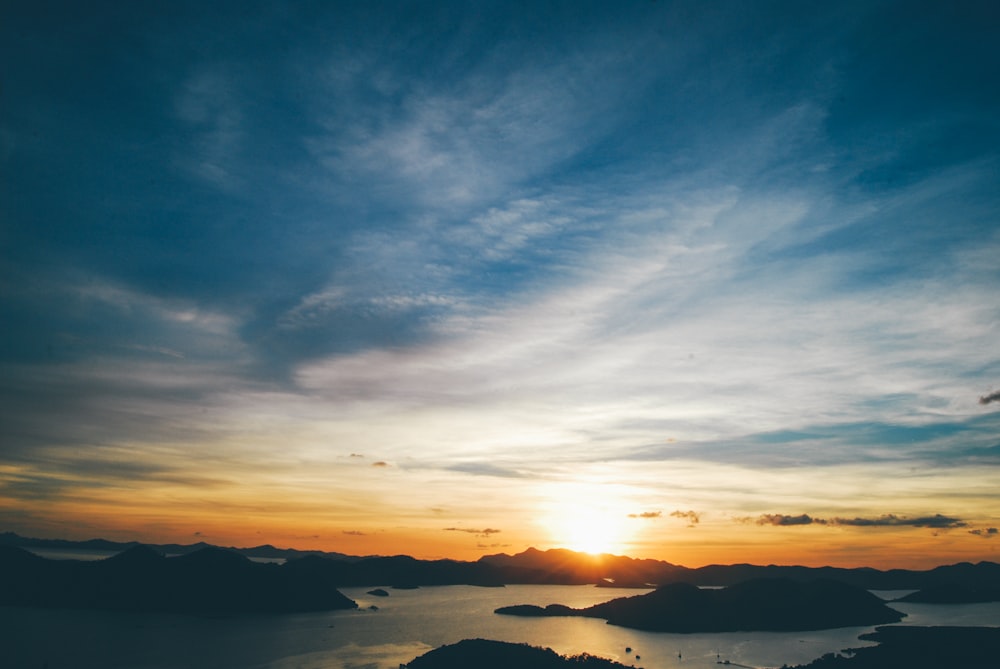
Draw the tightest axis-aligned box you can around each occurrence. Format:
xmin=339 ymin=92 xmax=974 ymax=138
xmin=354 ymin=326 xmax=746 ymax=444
xmin=404 ymin=638 xmax=634 ymax=669
xmin=496 ymin=578 xmax=905 ymax=632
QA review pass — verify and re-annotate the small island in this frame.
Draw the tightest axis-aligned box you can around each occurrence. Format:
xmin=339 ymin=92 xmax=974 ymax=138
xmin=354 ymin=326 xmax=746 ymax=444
xmin=404 ymin=638 xmax=634 ymax=669
xmin=497 ymin=578 xmax=905 ymax=632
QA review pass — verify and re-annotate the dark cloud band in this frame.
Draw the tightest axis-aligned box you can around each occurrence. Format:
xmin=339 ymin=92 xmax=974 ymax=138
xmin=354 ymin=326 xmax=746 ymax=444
xmin=980 ymin=390 xmax=1000 ymax=405
xmin=748 ymin=513 xmax=965 ymax=529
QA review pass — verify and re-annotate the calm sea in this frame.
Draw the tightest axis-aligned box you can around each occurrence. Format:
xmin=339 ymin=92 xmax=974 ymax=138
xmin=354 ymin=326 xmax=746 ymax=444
xmin=3 ymin=584 xmax=999 ymax=669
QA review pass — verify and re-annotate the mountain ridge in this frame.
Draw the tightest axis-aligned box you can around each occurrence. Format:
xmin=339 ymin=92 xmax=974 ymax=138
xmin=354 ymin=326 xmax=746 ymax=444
xmin=4 ymin=532 xmax=1000 ymax=590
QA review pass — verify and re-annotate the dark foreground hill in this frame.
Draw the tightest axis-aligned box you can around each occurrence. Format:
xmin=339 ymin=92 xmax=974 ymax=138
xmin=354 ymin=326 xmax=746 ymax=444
xmin=788 ymin=626 xmax=1000 ymax=669
xmin=403 ymin=628 xmax=1000 ymax=669
xmin=404 ymin=639 xmax=633 ymax=669
xmin=0 ymin=544 xmax=357 ymax=615
xmin=497 ymin=578 xmax=905 ymax=632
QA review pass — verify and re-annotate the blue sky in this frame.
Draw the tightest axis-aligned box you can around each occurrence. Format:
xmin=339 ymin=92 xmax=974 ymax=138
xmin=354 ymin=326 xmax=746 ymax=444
xmin=2 ymin=1 xmax=999 ymax=565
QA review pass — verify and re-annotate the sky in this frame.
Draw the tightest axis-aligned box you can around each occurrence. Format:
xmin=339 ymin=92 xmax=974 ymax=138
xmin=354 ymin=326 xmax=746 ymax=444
xmin=1 ymin=0 xmax=999 ymax=569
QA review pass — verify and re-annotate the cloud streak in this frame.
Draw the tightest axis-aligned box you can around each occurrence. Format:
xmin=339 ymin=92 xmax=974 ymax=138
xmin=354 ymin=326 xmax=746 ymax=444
xmin=445 ymin=528 xmax=501 ymax=538
xmin=749 ymin=513 xmax=967 ymax=529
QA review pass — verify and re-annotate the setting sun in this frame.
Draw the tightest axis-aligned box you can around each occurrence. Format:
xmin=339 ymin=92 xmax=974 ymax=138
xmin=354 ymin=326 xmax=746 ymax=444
xmin=538 ymin=482 xmax=636 ymax=555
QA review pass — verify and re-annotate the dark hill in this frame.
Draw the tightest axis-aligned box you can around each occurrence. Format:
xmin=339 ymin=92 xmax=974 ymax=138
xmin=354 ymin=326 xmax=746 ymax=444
xmin=480 ymin=547 xmax=679 ymax=585
xmin=405 ymin=639 xmax=632 ymax=669
xmin=283 ymin=552 xmax=506 ymax=587
xmin=789 ymin=626 xmax=1000 ymax=669
xmin=483 ymin=549 xmax=1000 ymax=589
xmin=0 ymin=531 xmax=361 ymax=563
xmin=894 ymin=584 xmax=1000 ymax=603
xmin=0 ymin=545 xmax=356 ymax=615
xmin=101 ymin=543 xmax=164 ymax=566
xmin=497 ymin=579 xmax=905 ymax=632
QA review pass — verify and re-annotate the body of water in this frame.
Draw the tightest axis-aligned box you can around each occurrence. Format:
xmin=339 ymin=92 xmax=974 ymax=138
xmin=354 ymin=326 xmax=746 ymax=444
xmin=3 ymin=584 xmax=998 ymax=669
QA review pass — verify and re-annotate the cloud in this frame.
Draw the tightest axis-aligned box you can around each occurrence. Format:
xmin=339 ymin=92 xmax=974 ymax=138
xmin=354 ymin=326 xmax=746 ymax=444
xmin=969 ymin=527 xmax=998 ymax=538
xmin=755 ymin=513 xmax=820 ymax=526
xmin=669 ymin=510 xmax=701 ymax=525
xmin=445 ymin=527 xmax=501 ymax=538
xmin=629 ymin=511 xmax=662 ymax=519
xmin=342 ymin=530 xmax=366 ymax=536
xmin=980 ymin=390 xmax=1000 ymax=405
xmin=748 ymin=513 xmax=966 ymax=529
xmin=833 ymin=514 xmax=966 ymax=529
xmin=3 ymin=1 xmax=999 ymax=564
xmin=446 ymin=462 xmax=526 ymax=478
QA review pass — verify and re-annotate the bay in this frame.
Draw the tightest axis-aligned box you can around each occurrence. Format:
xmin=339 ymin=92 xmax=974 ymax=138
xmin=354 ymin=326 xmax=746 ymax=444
xmin=3 ymin=585 xmax=998 ymax=669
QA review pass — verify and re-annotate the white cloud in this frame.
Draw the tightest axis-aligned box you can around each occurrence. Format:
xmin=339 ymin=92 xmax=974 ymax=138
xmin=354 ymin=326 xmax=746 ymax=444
xmin=288 ymin=173 xmax=997 ymax=476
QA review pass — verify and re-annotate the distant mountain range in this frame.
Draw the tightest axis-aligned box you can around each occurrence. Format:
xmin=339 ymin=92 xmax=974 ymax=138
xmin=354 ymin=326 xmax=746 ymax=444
xmin=4 ymin=531 xmax=1000 ymax=593
xmin=0 ymin=530 xmax=362 ymax=562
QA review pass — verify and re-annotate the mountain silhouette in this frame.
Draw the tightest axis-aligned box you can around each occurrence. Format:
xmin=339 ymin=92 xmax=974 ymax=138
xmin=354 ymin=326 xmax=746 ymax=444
xmin=5 ymin=533 xmax=1000 ymax=591
xmin=0 ymin=544 xmax=356 ymax=615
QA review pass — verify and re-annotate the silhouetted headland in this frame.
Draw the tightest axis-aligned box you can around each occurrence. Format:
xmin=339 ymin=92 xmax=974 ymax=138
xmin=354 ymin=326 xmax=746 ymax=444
xmin=0 ymin=544 xmax=357 ymax=615
xmin=404 ymin=638 xmax=634 ymax=669
xmin=894 ymin=583 xmax=1000 ymax=603
xmin=787 ymin=626 xmax=1000 ymax=669
xmin=496 ymin=579 xmax=905 ymax=632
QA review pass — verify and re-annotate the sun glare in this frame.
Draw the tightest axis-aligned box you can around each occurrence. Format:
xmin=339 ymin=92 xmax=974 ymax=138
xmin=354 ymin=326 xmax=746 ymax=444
xmin=538 ymin=482 xmax=635 ymax=555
